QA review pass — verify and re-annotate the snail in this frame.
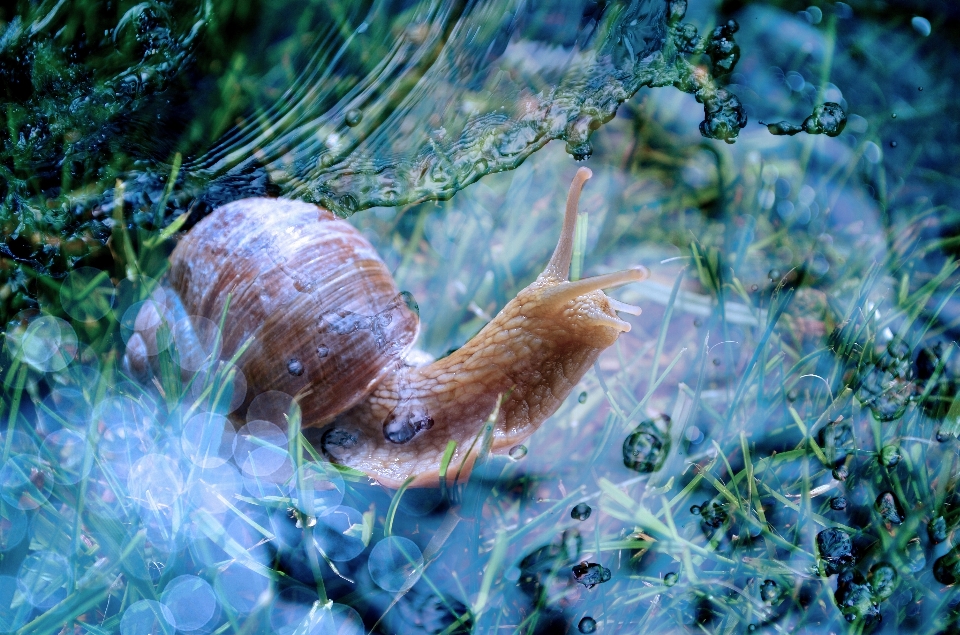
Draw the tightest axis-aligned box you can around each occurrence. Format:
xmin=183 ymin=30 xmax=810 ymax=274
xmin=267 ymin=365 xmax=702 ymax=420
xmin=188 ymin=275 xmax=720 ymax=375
xmin=125 ymin=167 xmax=649 ymax=487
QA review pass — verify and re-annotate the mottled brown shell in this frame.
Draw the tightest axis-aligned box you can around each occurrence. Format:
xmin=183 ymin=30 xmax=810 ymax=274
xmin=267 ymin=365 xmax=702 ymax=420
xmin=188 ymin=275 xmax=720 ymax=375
xmin=169 ymin=197 xmax=419 ymax=424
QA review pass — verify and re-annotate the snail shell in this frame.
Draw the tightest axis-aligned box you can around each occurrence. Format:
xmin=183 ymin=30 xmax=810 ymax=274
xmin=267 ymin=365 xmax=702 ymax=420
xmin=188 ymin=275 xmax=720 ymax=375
xmin=126 ymin=168 xmax=649 ymax=487
xmin=168 ymin=197 xmax=420 ymax=421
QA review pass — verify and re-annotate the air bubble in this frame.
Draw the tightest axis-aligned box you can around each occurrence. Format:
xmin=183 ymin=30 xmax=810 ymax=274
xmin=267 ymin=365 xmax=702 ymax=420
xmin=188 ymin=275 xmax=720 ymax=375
xmin=120 ymin=599 xmax=176 ymax=635
xmin=509 ymin=445 xmax=528 ymax=460
xmin=571 ymin=503 xmax=592 ymax=521
xmin=60 ymin=267 xmax=116 ymax=322
xmin=578 ymin=616 xmax=597 ymax=633
xmin=314 ymin=506 xmax=366 ymax=562
xmin=181 ymin=412 xmax=236 ymax=468
xmin=159 ymin=575 xmax=218 ymax=631
xmin=368 ymin=536 xmax=425 ymax=592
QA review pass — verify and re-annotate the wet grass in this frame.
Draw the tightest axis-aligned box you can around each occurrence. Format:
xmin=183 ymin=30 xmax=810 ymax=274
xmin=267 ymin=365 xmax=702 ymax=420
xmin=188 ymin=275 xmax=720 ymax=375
xmin=2 ymin=1 xmax=960 ymax=635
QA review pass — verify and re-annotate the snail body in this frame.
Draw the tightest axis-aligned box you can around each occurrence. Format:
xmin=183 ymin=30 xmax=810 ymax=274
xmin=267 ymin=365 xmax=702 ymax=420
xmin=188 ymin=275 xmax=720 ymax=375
xmin=126 ymin=168 xmax=648 ymax=487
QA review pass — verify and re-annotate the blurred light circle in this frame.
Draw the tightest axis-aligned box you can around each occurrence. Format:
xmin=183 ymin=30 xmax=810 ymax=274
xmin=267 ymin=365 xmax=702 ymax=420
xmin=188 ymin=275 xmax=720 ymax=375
xmin=0 ymin=429 xmax=39 ymax=456
xmin=173 ymin=316 xmax=223 ymax=372
xmin=225 ymin=512 xmax=274 ymax=565
xmin=120 ymin=599 xmax=176 ymax=635
xmin=140 ymin=506 xmax=184 ymax=555
xmin=270 ymin=586 xmax=318 ymax=635
xmin=41 ymin=429 xmax=92 ymax=485
xmin=0 ymin=575 xmax=31 ymax=632
xmin=128 ymin=454 xmax=184 ymax=510
xmin=246 ymin=390 xmax=297 ymax=426
xmin=288 ymin=462 xmax=344 ymax=518
xmin=83 ymin=466 xmax=131 ymax=521
xmin=28 ymin=505 xmax=78 ymax=555
xmin=313 ymin=506 xmax=366 ymax=562
xmin=188 ymin=463 xmax=243 ymax=515
xmin=100 ymin=426 xmax=155 ymax=481
xmin=307 ymin=603 xmax=365 ymax=635
xmin=0 ymin=454 xmax=54 ymax=510
xmin=188 ymin=361 xmax=247 ymax=414
xmin=20 ymin=316 xmax=77 ymax=372
xmin=94 ymin=395 xmax=154 ymax=431
xmin=215 ymin=562 xmax=271 ymax=615
xmin=234 ymin=420 xmax=289 ymax=477
xmin=37 ymin=388 xmax=91 ymax=433
xmin=115 ymin=275 xmax=163 ymax=315
xmin=17 ymin=550 xmax=72 ymax=608
xmin=160 ymin=575 xmax=218 ymax=631
xmin=0 ymin=503 xmax=27 ymax=552
xmin=120 ymin=300 xmax=173 ymax=354
xmin=182 ymin=412 xmax=236 ymax=468
xmin=60 ymin=267 xmax=116 ymax=322
xmin=368 ymin=536 xmax=424 ymax=593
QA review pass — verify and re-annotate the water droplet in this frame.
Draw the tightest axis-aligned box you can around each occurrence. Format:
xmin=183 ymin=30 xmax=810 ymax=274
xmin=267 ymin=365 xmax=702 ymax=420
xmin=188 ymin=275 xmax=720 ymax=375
xmin=368 ymin=536 xmax=424 ymax=592
xmin=572 ymin=561 xmax=611 ymax=588
xmin=830 ymin=496 xmax=847 ymax=511
xmin=693 ymin=317 xmax=703 ymax=327
xmin=911 ymin=16 xmax=932 ymax=37
xmin=578 ymin=616 xmax=597 ymax=633
xmin=787 ymin=389 xmax=799 ymax=402
xmin=869 ymin=562 xmax=898 ymax=601
xmin=344 ymin=108 xmax=363 ymax=127
xmin=817 ymin=527 xmax=854 ymax=575
xmin=889 ymin=140 xmax=897 ymax=148
xmin=879 ymin=445 xmax=902 ymax=468
xmin=929 ymin=516 xmax=948 ymax=544
xmin=571 ymin=503 xmax=592 ymax=521
xmin=287 ymin=358 xmax=304 ymax=376
xmin=875 ymin=491 xmax=902 ymax=524
xmin=664 ymin=572 xmax=678 ymax=586
xmin=316 ymin=346 xmax=330 ymax=358
xmin=684 ymin=426 xmax=704 ymax=444
xmin=891 ymin=113 xmax=897 ymax=119
xmin=918 ymin=86 xmax=924 ymax=91
xmin=833 ymin=465 xmax=849 ymax=481
xmin=509 ymin=445 xmax=528 ymax=460
xmin=622 ymin=417 xmax=670 ymax=473
xmin=760 ymin=579 xmax=780 ymax=603
xmin=578 ymin=391 xmax=588 ymax=404
xmin=690 ymin=505 xmax=701 ymax=515
xmin=768 ymin=269 xmax=781 ymax=281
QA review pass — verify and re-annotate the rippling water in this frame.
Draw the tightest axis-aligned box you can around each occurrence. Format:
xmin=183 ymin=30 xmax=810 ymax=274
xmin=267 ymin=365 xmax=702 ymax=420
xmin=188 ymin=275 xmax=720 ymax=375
xmin=2 ymin=0 xmax=960 ymax=633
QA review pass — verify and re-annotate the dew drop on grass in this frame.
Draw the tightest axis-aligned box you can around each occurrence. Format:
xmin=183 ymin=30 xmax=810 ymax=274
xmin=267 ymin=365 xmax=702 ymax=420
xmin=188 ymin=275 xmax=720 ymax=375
xmin=816 ymin=527 xmax=854 ymax=575
xmin=869 ymin=562 xmax=898 ymax=601
xmin=929 ymin=516 xmax=948 ymax=544
xmin=875 ymin=491 xmax=902 ymax=524
xmin=578 ymin=391 xmax=587 ymax=404
xmin=571 ymin=503 xmax=592 ymax=521
xmin=509 ymin=445 xmax=527 ymax=460
xmin=159 ymin=575 xmax=218 ymax=632
xmin=368 ymin=536 xmax=425 ymax=593
xmin=664 ymin=572 xmax=678 ymax=586
xmin=690 ymin=505 xmax=701 ymax=515
xmin=832 ymin=465 xmax=849 ymax=481
xmin=578 ymin=616 xmax=597 ymax=633
xmin=879 ymin=445 xmax=902 ymax=468
xmin=622 ymin=416 xmax=670 ymax=473
xmin=572 ymin=561 xmax=611 ymax=589
xmin=830 ymin=496 xmax=847 ymax=511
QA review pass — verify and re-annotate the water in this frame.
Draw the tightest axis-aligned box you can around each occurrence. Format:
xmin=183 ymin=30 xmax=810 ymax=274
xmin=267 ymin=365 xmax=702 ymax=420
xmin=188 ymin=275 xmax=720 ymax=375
xmin=3 ymin=0 xmax=960 ymax=633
